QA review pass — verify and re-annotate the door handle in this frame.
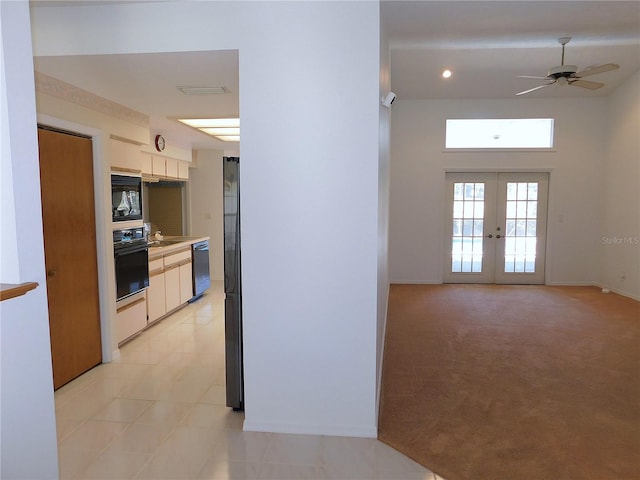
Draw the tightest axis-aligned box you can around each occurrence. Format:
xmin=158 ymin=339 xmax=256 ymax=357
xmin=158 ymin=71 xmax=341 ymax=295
xmin=47 ymin=269 xmax=57 ymax=277
xmin=496 ymin=234 xmax=502 ymax=239
xmin=485 ymin=234 xmax=493 ymax=239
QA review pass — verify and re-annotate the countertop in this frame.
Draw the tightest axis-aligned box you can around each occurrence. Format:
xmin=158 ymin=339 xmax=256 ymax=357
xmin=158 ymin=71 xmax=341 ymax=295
xmin=147 ymin=236 xmax=210 ymax=257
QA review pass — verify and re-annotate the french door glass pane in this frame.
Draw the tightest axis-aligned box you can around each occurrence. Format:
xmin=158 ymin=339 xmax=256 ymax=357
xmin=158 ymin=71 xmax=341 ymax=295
xmin=504 ymin=182 xmax=538 ymax=273
xmin=451 ymin=182 xmax=484 ymax=272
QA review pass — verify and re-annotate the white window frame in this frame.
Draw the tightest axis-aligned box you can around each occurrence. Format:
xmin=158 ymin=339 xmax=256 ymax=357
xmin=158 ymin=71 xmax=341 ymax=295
xmin=445 ymin=118 xmax=555 ymax=150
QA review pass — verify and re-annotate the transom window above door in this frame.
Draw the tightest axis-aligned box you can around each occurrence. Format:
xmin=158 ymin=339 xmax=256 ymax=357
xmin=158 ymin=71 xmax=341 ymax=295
xmin=445 ymin=119 xmax=555 ymax=149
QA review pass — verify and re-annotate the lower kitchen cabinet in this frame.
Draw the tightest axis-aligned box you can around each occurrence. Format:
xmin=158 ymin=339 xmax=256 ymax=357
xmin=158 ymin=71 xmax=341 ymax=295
xmin=116 ymin=294 xmax=147 ymax=344
xmin=148 ymin=246 xmax=194 ymax=324
xmin=179 ymin=262 xmax=193 ymax=304
xmin=164 ymin=264 xmax=182 ymax=312
xmin=147 ymin=271 xmax=166 ymax=323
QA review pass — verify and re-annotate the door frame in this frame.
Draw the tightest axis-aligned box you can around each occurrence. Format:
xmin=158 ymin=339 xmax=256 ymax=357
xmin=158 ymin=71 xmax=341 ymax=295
xmin=443 ymin=170 xmax=550 ymax=285
xmin=38 ymin=114 xmax=115 ymax=362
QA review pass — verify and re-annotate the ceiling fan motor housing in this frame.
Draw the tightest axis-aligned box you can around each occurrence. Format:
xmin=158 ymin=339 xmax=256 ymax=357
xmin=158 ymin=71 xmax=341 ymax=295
xmin=547 ymin=65 xmax=578 ymax=79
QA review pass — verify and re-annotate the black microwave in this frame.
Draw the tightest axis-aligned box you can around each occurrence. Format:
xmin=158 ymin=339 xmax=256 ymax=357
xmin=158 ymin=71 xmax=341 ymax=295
xmin=112 ymin=174 xmax=142 ymax=222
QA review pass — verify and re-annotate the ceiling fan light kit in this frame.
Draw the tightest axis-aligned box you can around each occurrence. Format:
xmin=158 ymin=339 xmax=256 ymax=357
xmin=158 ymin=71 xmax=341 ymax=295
xmin=516 ymin=37 xmax=620 ymax=96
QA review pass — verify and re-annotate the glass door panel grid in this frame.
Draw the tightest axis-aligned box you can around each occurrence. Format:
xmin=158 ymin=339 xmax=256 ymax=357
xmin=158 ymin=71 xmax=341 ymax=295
xmin=505 ymin=182 xmax=538 ymax=272
xmin=452 ymin=182 xmax=484 ymax=272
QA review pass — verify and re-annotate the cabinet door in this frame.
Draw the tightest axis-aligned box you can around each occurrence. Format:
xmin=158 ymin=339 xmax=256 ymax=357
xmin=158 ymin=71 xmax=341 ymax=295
xmin=124 ymin=142 xmax=143 ymax=172
xmin=141 ymin=153 xmax=153 ymax=176
xmin=179 ymin=261 xmax=193 ymax=303
xmin=111 ymin=139 xmax=143 ymax=172
xmin=164 ymin=265 xmax=181 ymax=312
xmin=165 ymin=157 xmax=179 ymax=179
xmin=147 ymin=271 xmax=166 ymax=323
xmin=178 ymin=161 xmax=190 ymax=180
xmin=116 ymin=296 xmax=147 ymax=344
xmin=152 ymin=155 xmax=166 ymax=177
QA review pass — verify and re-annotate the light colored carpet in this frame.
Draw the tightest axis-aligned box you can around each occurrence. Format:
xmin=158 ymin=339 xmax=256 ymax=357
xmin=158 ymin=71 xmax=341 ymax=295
xmin=378 ymin=284 xmax=640 ymax=480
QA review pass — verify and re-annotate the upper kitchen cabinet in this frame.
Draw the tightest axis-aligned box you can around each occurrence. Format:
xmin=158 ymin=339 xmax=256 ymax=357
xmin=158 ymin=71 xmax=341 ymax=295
xmin=152 ymin=155 xmax=166 ymax=177
xmin=142 ymin=153 xmax=190 ymax=181
xmin=110 ymin=138 xmax=144 ymax=173
xmin=178 ymin=161 xmax=190 ymax=180
xmin=166 ymin=157 xmax=179 ymax=179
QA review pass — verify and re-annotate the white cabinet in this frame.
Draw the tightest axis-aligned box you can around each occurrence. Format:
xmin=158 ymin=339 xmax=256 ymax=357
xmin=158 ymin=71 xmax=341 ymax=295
xmin=164 ymin=264 xmax=181 ymax=312
xmin=111 ymin=138 xmax=142 ymax=173
xmin=147 ymin=246 xmax=193 ymax=322
xmin=141 ymin=153 xmax=153 ymax=176
xmin=141 ymin=153 xmax=188 ymax=181
xmin=178 ymin=161 xmax=190 ymax=180
xmin=147 ymin=271 xmax=166 ymax=323
xmin=152 ymin=155 xmax=166 ymax=177
xmin=179 ymin=262 xmax=193 ymax=304
xmin=116 ymin=294 xmax=147 ymax=344
xmin=165 ymin=157 xmax=179 ymax=179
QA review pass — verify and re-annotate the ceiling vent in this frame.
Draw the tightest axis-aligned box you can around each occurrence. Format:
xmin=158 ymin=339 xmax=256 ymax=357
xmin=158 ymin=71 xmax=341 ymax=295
xmin=176 ymin=85 xmax=230 ymax=95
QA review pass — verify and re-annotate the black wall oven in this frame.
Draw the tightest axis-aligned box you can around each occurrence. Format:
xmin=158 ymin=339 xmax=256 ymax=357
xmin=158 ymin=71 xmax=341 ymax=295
xmin=112 ymin=174 xmax=143 ymax=222
xmin=114 ymin=227 xmax=149 ymax=301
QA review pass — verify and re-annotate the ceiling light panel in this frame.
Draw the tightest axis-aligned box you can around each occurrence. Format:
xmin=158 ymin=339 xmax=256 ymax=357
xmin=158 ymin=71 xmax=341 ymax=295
xmin=214 ymin=135 xmax=240 ymax=142
xmin=177 ymin=117 xmax=241 ymax=143
xmin=200 ymin=127 xmax=240 ymax=136
xmin=178 ymin=118 xmax=240 ymax=128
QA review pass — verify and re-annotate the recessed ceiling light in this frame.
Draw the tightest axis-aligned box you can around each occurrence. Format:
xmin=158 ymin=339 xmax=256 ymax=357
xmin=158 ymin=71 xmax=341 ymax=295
xmin=177 ymin=85 xmax=230 ymax=95
xmin=442 ymin=69 xmax=453 ymax=79
xmin=177 ymin=118 xmax=240 ymax=142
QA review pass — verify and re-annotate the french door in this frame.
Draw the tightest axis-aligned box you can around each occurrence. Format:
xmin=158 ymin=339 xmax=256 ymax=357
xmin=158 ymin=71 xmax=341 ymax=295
xmin=444 ymin=172 xmax=549 ymax=284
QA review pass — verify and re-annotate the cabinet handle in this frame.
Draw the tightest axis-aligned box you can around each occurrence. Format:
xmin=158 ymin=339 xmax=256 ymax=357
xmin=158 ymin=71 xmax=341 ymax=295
xmin=116 ymin=296 xmax=146 ymax=314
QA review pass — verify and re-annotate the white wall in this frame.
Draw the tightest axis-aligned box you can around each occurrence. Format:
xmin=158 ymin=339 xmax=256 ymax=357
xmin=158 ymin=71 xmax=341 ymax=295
xmin=237 ymin=2 xmax=381 ymax=436
xmin=389 ymin=97 xmax=609 ymax=286
xmin=0 ymin=2 xmax=59 ymax=478
xmin=600 ymin=72 xmax=640 ymax=299
xmin=376 ymin=14 xmax=391 ymax=418
xmin=189 ymin=149 xmax=225 ymax=282
xmin=30 ymin=0 xmax=384 ymax=438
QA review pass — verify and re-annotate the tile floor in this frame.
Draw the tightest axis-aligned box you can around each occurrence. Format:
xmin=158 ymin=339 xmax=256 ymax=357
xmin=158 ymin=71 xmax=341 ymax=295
xmin=55 ymin=282 xmax=443 ymax=479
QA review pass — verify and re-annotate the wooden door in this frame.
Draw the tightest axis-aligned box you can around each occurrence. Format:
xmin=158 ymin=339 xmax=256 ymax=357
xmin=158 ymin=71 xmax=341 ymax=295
xmin=38 ymin=127 xmax=102 ymax=389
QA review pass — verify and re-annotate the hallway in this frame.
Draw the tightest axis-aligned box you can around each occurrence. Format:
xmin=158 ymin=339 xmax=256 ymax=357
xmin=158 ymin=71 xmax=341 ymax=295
xmin=54 ymin=283 xmax=439 ymax=479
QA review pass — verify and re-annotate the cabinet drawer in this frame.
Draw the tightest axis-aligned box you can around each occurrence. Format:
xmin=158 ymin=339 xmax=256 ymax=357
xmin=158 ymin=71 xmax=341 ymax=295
xmin=149 ymin=257 xmax=164 ymax=273
xmin=164 ymin=248 xmax=191 ymax=266
xmin=116 ymin=295 xmax=147 ymax=344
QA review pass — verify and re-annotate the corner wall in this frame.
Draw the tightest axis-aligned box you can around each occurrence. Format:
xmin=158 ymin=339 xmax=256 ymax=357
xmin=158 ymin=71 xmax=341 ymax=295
xmin=1 ymin=3 xmax=59 ymax=477
xmin=600 ymin=71 xmax=640 ymax=299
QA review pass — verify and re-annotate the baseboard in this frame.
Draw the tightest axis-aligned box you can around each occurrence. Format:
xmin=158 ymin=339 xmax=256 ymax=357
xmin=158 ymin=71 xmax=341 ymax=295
xmin=243 ymin=420 xmax=377 ymax=439
xmin=593 ymin=283 xmax=640 ymax=302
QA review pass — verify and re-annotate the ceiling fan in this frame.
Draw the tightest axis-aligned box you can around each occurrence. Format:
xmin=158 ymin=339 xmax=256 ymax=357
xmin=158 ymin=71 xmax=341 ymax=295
xmin=516 ymin=37 xmax=620 ymax=96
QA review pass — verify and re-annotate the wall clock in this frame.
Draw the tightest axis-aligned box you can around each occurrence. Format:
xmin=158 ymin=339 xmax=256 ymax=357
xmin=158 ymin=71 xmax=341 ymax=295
xmin=154 ymin=134 xmax=166 ymax=152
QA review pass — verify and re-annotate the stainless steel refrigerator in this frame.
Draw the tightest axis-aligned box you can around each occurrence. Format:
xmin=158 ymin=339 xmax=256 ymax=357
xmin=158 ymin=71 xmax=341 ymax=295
xmin=223 ymin=156 xmax=243 ymax=410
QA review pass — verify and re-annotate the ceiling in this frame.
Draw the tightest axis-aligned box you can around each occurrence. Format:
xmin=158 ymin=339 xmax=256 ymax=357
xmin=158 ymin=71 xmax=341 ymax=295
xmin=31 ymin=1 xmax=640 ymax=151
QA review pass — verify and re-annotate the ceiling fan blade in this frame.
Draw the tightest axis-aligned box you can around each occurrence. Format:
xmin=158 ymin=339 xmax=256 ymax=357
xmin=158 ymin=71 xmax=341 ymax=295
xmin=575 ymin=63 xmax=620 ymax=78
xmin=570 ymin=79 xmax=605 ymax=90
xmin=517 ymin=75 xmax=550 ymax=80
xmin=516 ymin=83 xmax=553 ymax=96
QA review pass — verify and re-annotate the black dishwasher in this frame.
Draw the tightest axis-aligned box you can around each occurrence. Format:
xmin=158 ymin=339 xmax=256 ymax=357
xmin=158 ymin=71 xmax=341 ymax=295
xmin=191 ymin=240 xmax=211 ymax=300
